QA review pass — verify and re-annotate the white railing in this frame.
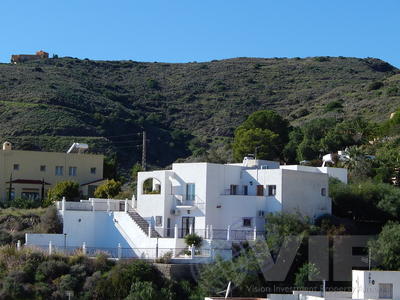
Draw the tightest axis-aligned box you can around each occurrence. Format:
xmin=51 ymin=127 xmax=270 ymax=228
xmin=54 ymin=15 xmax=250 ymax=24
xmin=57 ymin=198 xmax=132 ymax=212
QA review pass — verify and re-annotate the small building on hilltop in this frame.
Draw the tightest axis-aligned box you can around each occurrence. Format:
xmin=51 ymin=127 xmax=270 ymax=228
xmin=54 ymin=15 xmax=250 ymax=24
xmin=11 ymin=50 xmax=49 ymax=64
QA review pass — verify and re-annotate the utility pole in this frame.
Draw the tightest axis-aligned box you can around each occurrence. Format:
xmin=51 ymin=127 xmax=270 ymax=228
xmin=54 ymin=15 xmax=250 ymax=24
xmin=142 ymin=131 xmax=147 ymax=171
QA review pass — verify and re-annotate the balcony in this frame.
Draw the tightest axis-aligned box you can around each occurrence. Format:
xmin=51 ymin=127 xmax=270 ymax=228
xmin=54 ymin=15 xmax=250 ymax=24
xmin=174 ymin=195 xmax=195 ymax=208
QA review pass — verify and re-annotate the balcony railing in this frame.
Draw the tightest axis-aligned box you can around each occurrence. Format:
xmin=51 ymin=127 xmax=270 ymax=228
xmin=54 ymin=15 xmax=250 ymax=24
xmin=173 ymin=195 xmax=204 ymax=208
xmin=157 ymin=228 xmax=265 ymax=240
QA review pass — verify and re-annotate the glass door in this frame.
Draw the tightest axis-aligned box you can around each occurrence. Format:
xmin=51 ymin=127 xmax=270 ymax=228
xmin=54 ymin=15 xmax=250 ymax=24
xmin=186 ymin=183 xmax=195 ymax=201
xmin=181 ymin=217 xmax=195 ymax=237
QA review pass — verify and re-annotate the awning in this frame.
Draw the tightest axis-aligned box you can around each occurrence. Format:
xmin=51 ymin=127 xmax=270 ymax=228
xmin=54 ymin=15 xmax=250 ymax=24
xmin=5 ymin=179 xmax=51 ymax=185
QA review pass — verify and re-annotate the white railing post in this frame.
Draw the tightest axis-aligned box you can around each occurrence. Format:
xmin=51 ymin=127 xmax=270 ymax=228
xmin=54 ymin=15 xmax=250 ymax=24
xmin=61 ymin=197 xmax=66 ymax=212
xmin=206 ymin=225 xmax=209 ymax=239
xmin=132 ymin=194 xmax=136 ymax=209
xmin=48 ymin=241 xmax=52 ymax=255
xmin=16 ymin=240 xmax=21 ymax=251
xmin=227 ymin=225 xmax=231 ymax=241
xmin=210 ymin=225 xmax=213 ymax=241
xmin=174 ymin=224 xmax=178 ymax=239
xmin=253 ymin=226 xmax=257 ymax=241
xmin=82 ymin=242 xmax=86 ymax=255
xmin=117 ymin=243 xmax=122 ymax=260
xmin=124 ymin=199 xmax=128 ymax=212
xmin=191 ymin=244 xmax=195 ymax=259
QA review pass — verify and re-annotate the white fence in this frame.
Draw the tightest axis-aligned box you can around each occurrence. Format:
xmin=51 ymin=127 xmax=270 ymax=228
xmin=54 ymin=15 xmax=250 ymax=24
xmin=56 ymin=198 xmax=131 ymax=212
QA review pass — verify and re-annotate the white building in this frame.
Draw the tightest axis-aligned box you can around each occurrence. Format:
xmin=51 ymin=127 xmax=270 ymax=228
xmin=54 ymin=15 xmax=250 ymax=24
xmin=136 ymin=158 xmax=347 ymax=239
xmin=268 ymin=270 xmax=400 ymax=300
xmin=25 ymin=158 xmax=347 ymax=261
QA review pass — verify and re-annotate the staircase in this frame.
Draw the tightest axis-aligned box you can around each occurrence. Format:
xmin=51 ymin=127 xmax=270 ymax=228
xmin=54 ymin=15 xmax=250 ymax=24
xmin=127 ymin=211 xmax=161 ymax=237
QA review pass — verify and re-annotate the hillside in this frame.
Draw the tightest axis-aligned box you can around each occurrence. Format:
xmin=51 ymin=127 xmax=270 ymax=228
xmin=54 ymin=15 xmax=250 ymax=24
xmin=0 ymin=56 xmax=398 ymax=168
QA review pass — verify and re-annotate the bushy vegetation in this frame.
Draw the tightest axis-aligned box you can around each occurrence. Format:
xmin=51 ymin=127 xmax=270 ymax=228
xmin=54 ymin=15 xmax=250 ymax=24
xmin=0 ymin=248 xmax=193 ymax=299
xmin=46 ymin=181 xmax=80 ymax=204
xmin=94 ymin=179 xmax=122 ymax=198
xmin=0 ymin=207 xmax=61 ymax=246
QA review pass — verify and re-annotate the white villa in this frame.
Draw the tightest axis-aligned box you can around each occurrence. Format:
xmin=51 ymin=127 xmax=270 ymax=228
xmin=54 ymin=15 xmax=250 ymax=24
xmin=25 ymin=157 xmax=347 ymax=261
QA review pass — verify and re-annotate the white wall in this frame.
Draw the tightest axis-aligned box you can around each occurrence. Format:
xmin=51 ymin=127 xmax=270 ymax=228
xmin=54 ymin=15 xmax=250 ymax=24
xmin=25 ymin=233 xmax=66 ymax=247
xmin=352 ymin=270 xmax=400 ymax=300
xmin=60 ymin=210 xmax=131 ymax=248
xmin=281 ymin=169 xmax=330 ymax=219
xmin=281 ymin=165 xmax=348 ymax=184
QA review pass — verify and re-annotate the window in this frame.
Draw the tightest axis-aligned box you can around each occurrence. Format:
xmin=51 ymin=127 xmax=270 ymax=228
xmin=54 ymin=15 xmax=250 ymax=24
xmin=40 ymin=165 xmax=46 ymax=172
xmin=256 ymin=185 xmax=264 ymax=196
xmin=55 ymin=166 xmax=63 ymax=176
xmin=268 ymin=185 xmax=277 ymax=196
xmin=243 ymin=185 xmax=248 ymax=195
xmin=69 ymin=166 xmax=77 ymax=176
xmin=90 ymin=167 xmax=96 ymax=174
xmin=243 ymin=218 xmax=252 ymax=227
xmin=230 ymin=185 xmax=238 ymax=195
xmin=13 ymin=164 xmax=19 ymax=171
xmin=156 ymin=216 xmax=163 ymax=227
xmin=21 ymin=191 xmax=40 ymax=201
xmin=186 ymin=183 xmax=195 ymax=201
xmin=321 ymin=188 xmax=326 ymax=196
xmin=379 ymin=283 xmax=393 ymax=299
xmin=7 ymin=189 xmax=15 ymax=201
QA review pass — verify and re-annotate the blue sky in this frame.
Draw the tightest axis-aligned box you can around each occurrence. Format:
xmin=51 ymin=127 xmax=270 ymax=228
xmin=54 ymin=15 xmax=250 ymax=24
xmin=1 ymin=0 xmax=399 ymax=67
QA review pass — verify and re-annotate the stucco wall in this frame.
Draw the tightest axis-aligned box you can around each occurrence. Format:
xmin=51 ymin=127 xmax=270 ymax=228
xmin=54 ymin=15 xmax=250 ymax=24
xmin=353 ymin=270 xmax=400 ymax=300
xmin=281 ymin=169 xmax=330 ymax=219
xmin=0 ymin=148 xmax=103 ymax=200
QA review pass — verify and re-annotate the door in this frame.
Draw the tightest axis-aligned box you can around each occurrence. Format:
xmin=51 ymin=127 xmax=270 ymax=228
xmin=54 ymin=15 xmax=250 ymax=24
xmin=181 ymin=217 xmax=195 ymax=237
xmin=256 ymin=185 xmax=264 ymax=196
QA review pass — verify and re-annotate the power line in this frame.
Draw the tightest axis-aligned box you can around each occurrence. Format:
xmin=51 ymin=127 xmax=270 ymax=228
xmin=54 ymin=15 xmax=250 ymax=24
xmin=142 ymin=131 xmax=147 ymax=171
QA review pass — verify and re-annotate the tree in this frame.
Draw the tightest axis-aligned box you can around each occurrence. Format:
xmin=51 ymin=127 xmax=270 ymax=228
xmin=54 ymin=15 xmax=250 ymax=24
xmin=125 ymin=281 xmax=161 ymax=300
xmin=184 ymin=233 xmax=203 ymax=248
xmin=265 ymin=212 xmax=315 ymax=253
xmin=294 ymin=263 xmax=320 ymax=288
xmin=283 ymin=128 xmax=304 ymax=163
xmin=369 ymin=222 xmax=400 ymax=270
xmin=233 ymin=110 xmax=290 ymax=161
xmin=339 ymin=146 xmax=373 ymax=181
xmin=94 ymin=179 xmax=122 ymax=198
xmin=46 ymin=181 xmax=80 ymax=204
xmin=329 ymin=178 xmax=394 ymax=221
xmin=104 ymin=155 xmax=118 ymax=180
xmin=233 ymin=128 xmax=279 ymax=161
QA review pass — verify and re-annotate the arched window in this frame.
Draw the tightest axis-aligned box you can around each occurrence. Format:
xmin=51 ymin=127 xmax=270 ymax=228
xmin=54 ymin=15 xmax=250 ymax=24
xmin=142 ymin=178 xmax=161 ymax=194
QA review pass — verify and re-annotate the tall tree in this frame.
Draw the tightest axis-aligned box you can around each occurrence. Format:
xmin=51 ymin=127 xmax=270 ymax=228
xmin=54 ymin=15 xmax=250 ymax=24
xmin=232 ymin=110 xmax=290 ymax=161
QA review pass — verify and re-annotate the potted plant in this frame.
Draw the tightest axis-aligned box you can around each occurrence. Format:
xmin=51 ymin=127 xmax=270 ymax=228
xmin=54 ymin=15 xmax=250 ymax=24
xmin=184 ymin=233 xmax=203 ymax=257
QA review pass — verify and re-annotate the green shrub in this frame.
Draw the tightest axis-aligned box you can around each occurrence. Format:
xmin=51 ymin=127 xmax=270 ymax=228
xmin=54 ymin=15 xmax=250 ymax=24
xmin=35 ymin=260 xmax=70 ymax=282
xmin=324 ymin=100 xmax=343 ymax=112
xmin=9 ymin=197 xmax=41 ymax=209
xmin=387 ymin=87 xmax=400 ymax=97
xmin=126 ymin=281 xmax=160 ymax=300
xmin=39 ymin=206 xmax=63 ymax=233
xmin=94 ymin=179 xmax=122 ymax=198
xmin=46 ymin=181 xmax=80 ymax=205
xmin=155 ymin=251 xmax=172 ymax=264
xmin=146 ymin=79 xmax=160 ymax=90
xmin=314 ymin=56 xmax=330 ymax=62
xmin=367 ymin=81 xmax=384 ymax=91
xmin=184 ymin=233 xmax=203 ymax=248
xmin=0 ymin=230 xmax=12 ymax=246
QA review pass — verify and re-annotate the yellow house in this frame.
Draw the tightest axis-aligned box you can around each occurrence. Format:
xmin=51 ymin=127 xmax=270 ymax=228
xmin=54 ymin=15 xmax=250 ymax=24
xmin=0 ymin=142 xmax=104 ymax=201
